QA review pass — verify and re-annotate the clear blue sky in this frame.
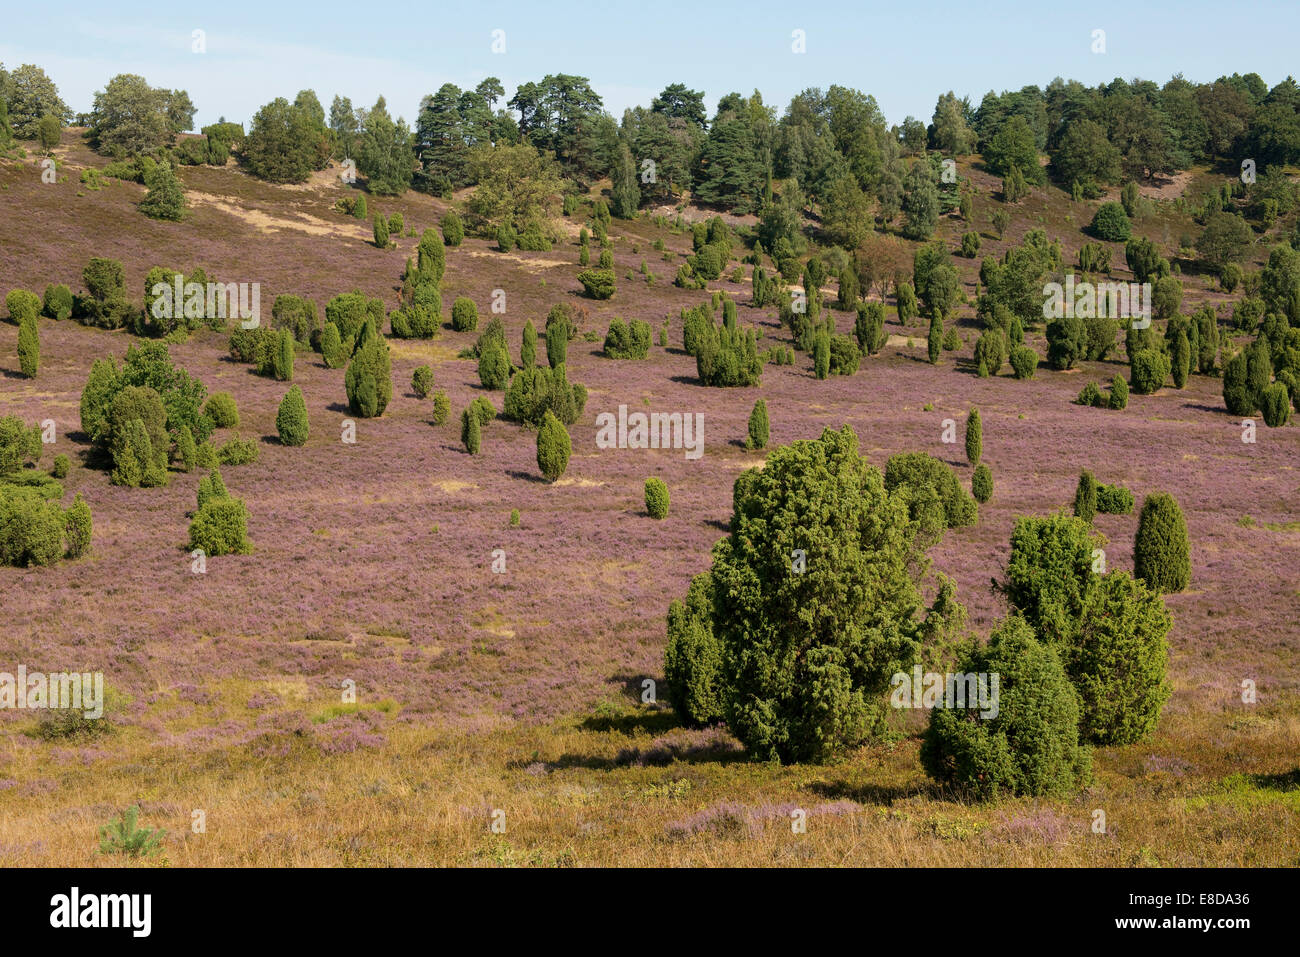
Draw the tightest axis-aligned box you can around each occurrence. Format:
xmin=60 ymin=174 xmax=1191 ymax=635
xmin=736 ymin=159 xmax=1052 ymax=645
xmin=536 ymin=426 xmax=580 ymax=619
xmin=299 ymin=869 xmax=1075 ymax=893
xmin=4 ymin=0 xmax=1299 ymax=130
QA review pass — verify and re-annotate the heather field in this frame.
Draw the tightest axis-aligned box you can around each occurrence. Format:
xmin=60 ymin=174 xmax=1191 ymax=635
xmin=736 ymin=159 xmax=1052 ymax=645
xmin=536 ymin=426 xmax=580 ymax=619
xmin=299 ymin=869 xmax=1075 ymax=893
xmin=1 ymin=128 xmax=1298 ymax=869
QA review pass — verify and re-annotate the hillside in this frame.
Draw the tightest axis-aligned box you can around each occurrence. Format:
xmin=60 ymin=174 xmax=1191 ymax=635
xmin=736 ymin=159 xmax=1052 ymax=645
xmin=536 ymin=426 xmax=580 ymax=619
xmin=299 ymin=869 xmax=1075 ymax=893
xmin=0 ymin=129 xmax=1297 ymax=868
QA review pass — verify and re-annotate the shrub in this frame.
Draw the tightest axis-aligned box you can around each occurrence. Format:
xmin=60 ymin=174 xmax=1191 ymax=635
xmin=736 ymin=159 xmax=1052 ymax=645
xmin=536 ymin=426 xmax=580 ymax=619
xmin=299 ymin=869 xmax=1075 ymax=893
xmin=577 ymin=269 xmax=616 ymax=300
xmin=64 ymin=493 xmax=92 ymax=559
xmin=139 ymin=163 xmax=187 ymax=221
xmin=1109 ymin=374 xmax=1129 ymax=409
xmin=1134 ymin=493 xmax=1190 ymax=594
xmin=451 ymin=297 xmax=479 ymax=333
xmin=1076 ymin=381 xmax=1105 ymax=407
xmin=188 ymin=496 xmax=252 ymax=555
xmin=0 ymin=416 xmax=41 ymax=475
xmin=473 ymin=316 xmax=508 ymax=358
xmin=216 ymin=434 xmax=259 ymax=466
xmin=503 ymin=364 xmax=585 ymax=426
xmin=276 ymin=386 xmax=309 ymax=446
xmin=16 ymin=317 xmax=38 ymax=377
xmin=663 ymin=573 xmax=724 ymax=726
xmin=411 ymin=365 xmax=433 ymax=398
xmin=42 ymin=284 xmax=73 ymax=321
xmin=373 ymin=214 xmax=389 ymax=248
xmin=345 ymin=334 xmax=392 ymax=417
xmin=1129 ymin=349 xmax=1170 ymax=395
xmin=545 ymin=318 xmax=568 ymax=368
xmin=273 ymin=328 xmax=294 ymax=381
xmin=1074 ymin=470 xmax=1098 ymax=523
xmin=603 ymin=317 xmax=651 ymax=359
xmin=972 ymin=463 xmax=993 ymax=503
xmin=998 ymin=513 xmax=1101 ymax=645
xmin=747 ymin=398 xmax=769 ymax=450
xmin=1009 ymin=345 xmax=1038 ymax=379
xmin=431 ymin=391 xmax=451 ymax=425
xmin=195 ymin=442 xmax=218 ymax=469
xmin=1096 ymin=483 xmax=1134 ymax=514
xmin=694 ymin=320 xmax=763 ymax=387
xmin=205 ymin=392 xmax=239 ymax=428
xmin=320 ymin=322 xmax=345 ymax=368
xmin=714 ymin=426 xmax=929 ymax=763
xmin=1046 ymin=314 xmax=1086 ymax=370
xmin=643 ymin=477 xmax=670 ymax=519
xmin=965 ymin=408 xmax=982 ymax=465
xmin=6 ymin=289 xmax=40 ymax=325
xmin=536 ymin=410 xmax=570 ymax=481
xmin=960 ymin=231 xmax=981 ymax=258
xmin=388 ymin=212 xmax=403 ymax=234
xmin=1068 ymin=571 xmax=1172 ymax=745
xmin=0 ymin=489 xmax=66 ymax=567
xmin=884 ymin=452 xmax=978 ymax=536
xmin=325 ymin=291 xmax=383 ymax=344
xmin=477 ymin=342 xmax=511 ymax=390
xmin=521 ymin=320 xmax=538 ymax=368
xmin=1170 ymin=329 xmax=1190 ymax=389
xmin=441 ymin=210 xmax=464 ymax=246
xmin=853 ymin=302 xmax=886 ymax=355
xmin=461 ymin=407 xmax=481 ymax=454
xmin=927 ymin=315 xmax=942 ymax=364
xmin=106 ymin=386 xmax=169 ymax=486
xmin=920 ymin=616 xmax=1091 ymax=801
xmin=416 ymin=228 xmax=447 ymax=284
xmin=1090 ymin=202 xmax=1131 ymax=242
xmin=827 ymin=333 xmax=859 ymax=375
xmin=174 ymin=426 xmax=196 ymax=472
xmin=271 ymin=295 xmax=320 ymax=346
xmin=496 ymin=223 xmax=517 ymax=251
xmin=974 ymin=331 xmax=1005 ymax=377
xmin=51 ymin=453 xmax=70 ymax=479
xmin=1261 ymin=381 xmax=1292 ymax=427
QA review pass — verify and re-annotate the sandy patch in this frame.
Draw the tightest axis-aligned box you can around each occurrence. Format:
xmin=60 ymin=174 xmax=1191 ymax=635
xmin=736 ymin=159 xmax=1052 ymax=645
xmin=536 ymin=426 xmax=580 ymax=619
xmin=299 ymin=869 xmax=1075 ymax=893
xmin=462 ymin=248 xmax=572 ymax=272
xmin=186 ymin=190 xmax=368 ymax=239
xmin=433 ymin=480 xmax=476 ymax=494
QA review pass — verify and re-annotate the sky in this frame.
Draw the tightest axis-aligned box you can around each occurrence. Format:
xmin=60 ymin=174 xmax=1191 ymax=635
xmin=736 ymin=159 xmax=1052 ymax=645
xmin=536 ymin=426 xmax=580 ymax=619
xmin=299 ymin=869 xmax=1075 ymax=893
xmin=3 ymin=0 xmax=1299 ymax=131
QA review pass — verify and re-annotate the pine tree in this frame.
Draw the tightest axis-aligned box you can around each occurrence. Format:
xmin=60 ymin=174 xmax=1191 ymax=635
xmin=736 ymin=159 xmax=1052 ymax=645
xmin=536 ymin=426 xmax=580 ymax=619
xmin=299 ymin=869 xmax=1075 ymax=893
xmin=927 ymin=314 xmax=942 ymax=364
xmin=610 ymin=143 xmax=641 ymax=219
xmin=965 ymin=407 xmax=982 ymax=465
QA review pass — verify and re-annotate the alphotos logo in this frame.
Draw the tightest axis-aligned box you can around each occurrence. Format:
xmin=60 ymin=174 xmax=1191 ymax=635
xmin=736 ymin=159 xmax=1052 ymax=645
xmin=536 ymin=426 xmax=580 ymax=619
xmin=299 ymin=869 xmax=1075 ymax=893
xmin=0 ymin=666 xmax=102 ymax=719
xmin=1043 ymin=273 xmax=1151 ymax=329
xmin=50 ymin=888 xmax=151 ymax=937
xmin=595 ymin=404 xmax=704 ymax=460
xmin=890 ymin=666 xmax=1000 ymax=719
xmin=150 ymin=275 xmax=261 ymax=329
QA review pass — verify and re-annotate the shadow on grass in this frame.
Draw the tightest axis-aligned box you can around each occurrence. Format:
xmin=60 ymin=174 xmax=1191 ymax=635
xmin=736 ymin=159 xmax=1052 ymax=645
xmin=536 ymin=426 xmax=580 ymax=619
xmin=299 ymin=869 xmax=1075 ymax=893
xmin=1250 ymin=768 xmax=1300 ymax=791
xmin=807 ymin=777 xmax=942 ymax=807
xmin=505 ymin=469 xmax=548 ymax=483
